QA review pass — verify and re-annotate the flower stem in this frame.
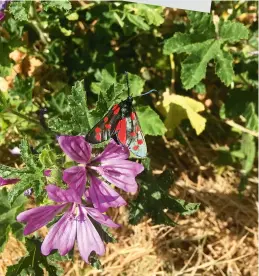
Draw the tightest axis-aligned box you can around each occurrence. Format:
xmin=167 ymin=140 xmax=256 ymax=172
xmin=8 ymin=109 xmax=39 ymax=125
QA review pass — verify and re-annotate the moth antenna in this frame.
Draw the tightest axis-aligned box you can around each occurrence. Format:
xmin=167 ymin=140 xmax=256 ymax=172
xmin=125 ymin=71 xmax=130 ymax=97
xmin=138 ymin=89 xmax=157 ymax=97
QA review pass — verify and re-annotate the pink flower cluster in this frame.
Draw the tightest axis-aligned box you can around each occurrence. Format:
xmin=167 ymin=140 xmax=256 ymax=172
xmin=1 ymin=136 xmax=144 ymax=263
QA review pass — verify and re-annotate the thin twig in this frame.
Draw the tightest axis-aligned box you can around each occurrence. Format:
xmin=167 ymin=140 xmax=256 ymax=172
xmin=169 ymin=54 xmax=176 ymax=94
xmin=177 ymin=126 xmax=201 ymax=166
xmin=225 ymin=119 xmax=258 ymax=137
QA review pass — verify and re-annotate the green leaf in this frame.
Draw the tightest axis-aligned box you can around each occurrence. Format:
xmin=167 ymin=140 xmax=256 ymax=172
xmin=181 ymin=39 xmax=220 ymax=89
xmin=39 ymin=147 xmax=57 ymax=168
xmin=91 ymin=64 xmax=117 ymax=94
xmin=219 ymin=89 xmax=257 ymax=120
xmin=48 ymin=80 xmax=91 ymax=134
xmin=215 ymin=50 xmax=234 ymax=86
xmin=127 ymin=14 xmax=150 ymax=31
xmin=129 ymin=170 xmax=199 ymax=225
xmin=89 ymin=255 xmax=102 ymax=270
xmin=6 ymin=238 xmax=64 ymax=276
xmin=47 ymin=117 xmax=74 ymax=134
xmin=41 ymin=0 xmax=72 ymax=11
xmin=0 ymin=164 xmax=27 ymax=179
xmin=68 ymin=80 xmax=90 ymax=133
xmin=239 ymin=133 xmax=256 ymax=192
xmin=163 ymin=33 xmax=193 ymax=55
xmin=243 ymin=103 xmax=258 ymax=132
xmin=8 ymin=175 xmax=32 ymax=205
xmin=127 ymin=73 xmax=145 ymax=97
xmin=9 ymin=76 xmax=34 ymax=102
xmin=20 ymin=139 xmax=38 ymax=170
xmin=193 ymin=83 xmax=206 ymax=94
xmin=133 ymin=4 xmax=164 ymax=26
xmin=186 ymin=11 xmax=215 ymax=38
xmin=219 ymin=20 xmax=249 ymax=43
xmin=66 ymin=12 xmax=79 ymax=21
xmin=0 ymin=188 xmax=26 ymax=252
xmin=136 ymin=106 xmax=166 ymax=136
xmin=163 ymin=12 xmax=248 ymax=89
xmin=9 ymin=0 xmax=32 ymax=21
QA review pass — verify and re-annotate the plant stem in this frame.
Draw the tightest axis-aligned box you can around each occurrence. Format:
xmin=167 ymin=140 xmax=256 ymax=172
xmin=225 ymin=119 xmax=258 ymax=138
xmin=169 ymin=54 xmax=176 ymax=94
xmin=9 ymin=109 xmax=39 ymax=125
xmin=29 ymin=2 xmax=50 ymax=45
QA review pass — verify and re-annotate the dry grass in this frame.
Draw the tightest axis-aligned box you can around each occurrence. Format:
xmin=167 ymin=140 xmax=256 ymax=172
xmin=61 ymin=172 xmax=257 ymax=276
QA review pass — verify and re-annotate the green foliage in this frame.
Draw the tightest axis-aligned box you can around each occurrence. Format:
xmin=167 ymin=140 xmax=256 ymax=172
xmin=0 ymin=140 xmax=46 ymax=204
xmin=0 ymin=164 xmax=28 ymax=179
xmin=6 ymin=238 xmax=64 ymax=276
xmin=136 ymin=106 xmax=166 ymax=136
xmin=129 ymin=170 xmax=200 ymax=225
xmin=20 ymin=139 xmax=38 ymax=170
xmin=39 ymin=146 xmax=57 ymax=168
xmin=9 ymin=0 xmax=32 ymax=21
xmin=9 ymin=76 xmax=35 ymax=105
xmin=48 ymin=80 xmax=90 ymax=134
xmin=0 ymin=188 xmax=26 ymax=252
xmin=238 ymin=133 xmax=256 ymax=192
xmin=163 ymin=11 xmax=249 ymax=89
xmin=41 ymin=0 xmax=72 ymax=11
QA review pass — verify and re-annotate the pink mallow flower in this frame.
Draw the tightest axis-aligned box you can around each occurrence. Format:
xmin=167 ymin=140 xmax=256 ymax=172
xmin=17 ymin=184 xmax=119 ymax=263
xmin=58 ymin=136 xmax=144 ymax=212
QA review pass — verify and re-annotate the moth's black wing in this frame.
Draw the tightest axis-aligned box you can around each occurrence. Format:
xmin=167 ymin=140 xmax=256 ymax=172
xmin=85 ymin=104 xmax=122 ymax=144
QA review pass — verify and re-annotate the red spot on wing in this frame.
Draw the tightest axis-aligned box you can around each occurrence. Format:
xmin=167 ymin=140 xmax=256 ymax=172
xmin=95 ymin=127 xmax=101 ymax=133
xmin=105 ymin=124 xmax=111 ymax=129
xmin=104 ymin=117 xmax=109 ymax=123
xmin=113 ymin=106 xmax=120 ymax=115
xmin=130 ymin=132 xmax=136 ymax=137
xmin=116 ymin=119 xmax=127 ymax=144
xmin=112 ymin=104 xmax=118 ymax=110
xmin=137 ymin=139 xmax=143 ymax=145
xmin=131 ymin=112 xmax=136 ymax=120
xmin=95 ymin=133 xmax=101 ymax=141
xmin=133 ymin=145 xmax=139 ymax=151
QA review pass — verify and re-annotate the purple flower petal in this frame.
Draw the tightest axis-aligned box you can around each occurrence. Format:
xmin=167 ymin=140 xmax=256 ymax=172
xmin=44 ymin=169 xmax=52 ymax=177
xmin=0 ymin=12 xmax=4 ymax=21
xmin=63 ymin=166 xmax=86 ymax=197
xmin=58 ymin=136 xmax=92 ymax=164
xmin=92 ymin=139 xmax=129 ymax=163
xmin=17 ymin=204 xmax=67 ymax=235
xmin=0 ymin=177 xmax=20 ymax=187
xmin=77 ymin=207 xmax=105 ymax=263
xmin=46 ymin=185 xmax=81 ymax=204
xmin=0 ymin=0 xmax=9 ymax=10
xmin=85 ymin=206 xmax=120 ymax=228
xmin=41 ymin=212 xmax=76 ymax=256
xmin=89 ymin=174 xmax=126 ymax=212
xmin=91 ymin=160 xmax=144 ymax=193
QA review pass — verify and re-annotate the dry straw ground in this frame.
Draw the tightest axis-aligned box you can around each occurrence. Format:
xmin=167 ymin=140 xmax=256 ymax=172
xmin=0 ymin=136 xmax=258 ymax=276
